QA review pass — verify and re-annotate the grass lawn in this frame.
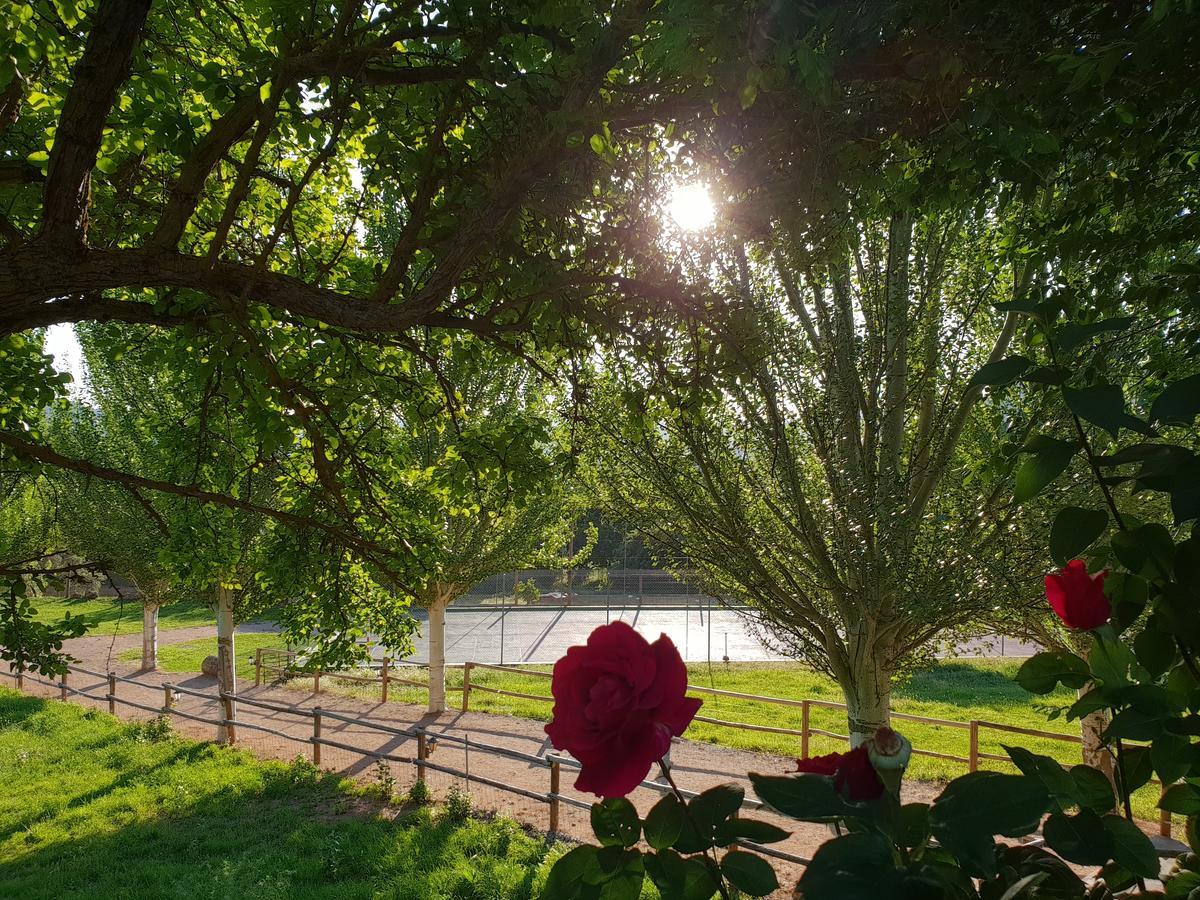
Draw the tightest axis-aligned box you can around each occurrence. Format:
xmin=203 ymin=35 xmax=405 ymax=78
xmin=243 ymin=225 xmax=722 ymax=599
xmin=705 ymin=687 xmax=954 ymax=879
xmin=33 ymin=596 xmax=215 ymax=636
xmin=118 ymin=632 xmax=294 ymax=681
xmin=0 ymin=688 xmax=564 ymax=899
xmin=140 ymin=642 xmax=1169 ymax=822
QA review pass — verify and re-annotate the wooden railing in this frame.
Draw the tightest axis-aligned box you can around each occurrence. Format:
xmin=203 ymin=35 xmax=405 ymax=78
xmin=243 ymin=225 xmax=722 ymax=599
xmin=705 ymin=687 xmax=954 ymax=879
xmin=254 ymin=647 xmax=464 ymax=703
xmin=2 ymin=662 xmax=808 ymax=867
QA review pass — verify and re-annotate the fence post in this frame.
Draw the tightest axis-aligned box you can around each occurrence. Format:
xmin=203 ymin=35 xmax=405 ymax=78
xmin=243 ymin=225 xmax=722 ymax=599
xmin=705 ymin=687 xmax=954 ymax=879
xmin=314 ymin=670 xmax=322 ymax=694
xmin=15 ymin=666 xmax=22 ymax=691
xmin=163 ymin=684 xmax=175 ymax=711
xmin=107 ymin=672 xmax=117 ymax=715
xmin=381 ymin=656 xmax=390 ymax=704
xmin=1160 ymin=785 xmax=1173 ymax=838
xmin=221 ymin=692 xmax=236 ymax=746
xmin=255 ymin=648 xmax=262 ymax=687
xmin=549 ymin=759 xmax=561 ymax=834
xmin=800 ymin=700 xmax=811 ymax=759
xmin=969 ymin=721 xmax=980 ymax=772
xmin=312 ymin=708 xmax=322 ymax=765
xmin=60 ymin=670 xmax=68 ymax=701
xmin=416 ymin=730 xmax=428 ymax=782
xmin=462 ymin=663 xmax=472 ymax=712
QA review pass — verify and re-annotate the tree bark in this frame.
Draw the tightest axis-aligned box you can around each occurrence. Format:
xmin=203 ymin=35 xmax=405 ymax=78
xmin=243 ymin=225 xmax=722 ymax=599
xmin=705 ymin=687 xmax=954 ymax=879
xmin=427 ymin=592 xmax=449 ymax=714
xmin=215 ymin=584 xmax=236 ymax=742
xmin=141 ymin=602 xmax=159 ymax=671
xmin=841 ymin=655 xmax=892 ymax=747
xmin=1078 ymin=689 xmax=1115 ymax=786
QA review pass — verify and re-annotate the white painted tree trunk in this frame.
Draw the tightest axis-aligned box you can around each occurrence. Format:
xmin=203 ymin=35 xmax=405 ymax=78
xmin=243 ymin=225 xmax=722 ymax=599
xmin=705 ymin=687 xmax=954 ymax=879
xmin=843 ymin=658 xmax=892 ymax=748
xmin=215 ymin=584 xmax=236 ymax=742
xmin=427 ymin=594 xmax=448 ymax=714
xmin=1079 ymin=689 xmax=1115 ymax=786
xmin=141 ymin=603 xmax=160 ymax=671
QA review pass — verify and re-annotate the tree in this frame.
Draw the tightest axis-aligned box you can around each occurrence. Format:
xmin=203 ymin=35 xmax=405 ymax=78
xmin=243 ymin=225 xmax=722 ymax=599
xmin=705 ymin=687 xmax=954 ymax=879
xmin=590 ymin=199 xmax=1050 ymax=743
xmin=377 ymin=343 xmax=578 ymax=712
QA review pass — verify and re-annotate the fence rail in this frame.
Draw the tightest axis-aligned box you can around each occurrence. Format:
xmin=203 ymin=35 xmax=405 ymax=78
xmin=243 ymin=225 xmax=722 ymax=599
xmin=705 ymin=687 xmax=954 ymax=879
xmin=2 ymin=662 xmax=810 ymax=866
xmin=246 ymin=651 xmax=1180 ymax=838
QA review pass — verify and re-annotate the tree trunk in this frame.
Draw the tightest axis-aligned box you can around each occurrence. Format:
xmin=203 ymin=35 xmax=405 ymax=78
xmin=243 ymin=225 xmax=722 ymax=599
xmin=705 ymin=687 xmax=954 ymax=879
xmin=141 ymin=602 xmax=160 ymax=671
xmin=841 ymin=655 xmax=892 ymax=747
xmin=215 ymin=583 xmax=236 ymax=742
xmin=427 ymin=592 xmax=449 ymax=714
xmin=1079 ymin=689 xmax=1115 ymax=786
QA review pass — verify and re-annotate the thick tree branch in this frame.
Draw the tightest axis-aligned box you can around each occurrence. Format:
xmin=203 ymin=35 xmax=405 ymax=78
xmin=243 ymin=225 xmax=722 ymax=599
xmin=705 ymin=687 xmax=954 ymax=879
xmin=40 ymin=0 xmax=151 ymax=244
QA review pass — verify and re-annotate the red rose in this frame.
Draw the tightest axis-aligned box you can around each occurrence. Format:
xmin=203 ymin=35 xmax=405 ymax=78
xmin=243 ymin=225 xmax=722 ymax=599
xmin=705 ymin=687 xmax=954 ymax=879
xmin=544 ymin=621 xmax=702 ymax=797
xmin=793 ymin=746 xmax=884 ymax=802
xmin=795 ymin=752 xmax=842 ymax=776
xmin=1045 ymin=559 xmax=1110 ymax=630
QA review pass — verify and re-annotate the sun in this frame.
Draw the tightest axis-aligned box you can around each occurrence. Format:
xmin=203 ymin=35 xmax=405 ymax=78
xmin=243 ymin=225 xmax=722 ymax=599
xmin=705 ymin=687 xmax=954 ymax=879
xmin=667 ymin=183 xmax=715 ymax=231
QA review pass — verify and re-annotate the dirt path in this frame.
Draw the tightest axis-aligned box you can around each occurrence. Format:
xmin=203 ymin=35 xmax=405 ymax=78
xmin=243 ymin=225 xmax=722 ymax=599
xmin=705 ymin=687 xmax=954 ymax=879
xmin=5 ymin=625 xmax=951 ymax=890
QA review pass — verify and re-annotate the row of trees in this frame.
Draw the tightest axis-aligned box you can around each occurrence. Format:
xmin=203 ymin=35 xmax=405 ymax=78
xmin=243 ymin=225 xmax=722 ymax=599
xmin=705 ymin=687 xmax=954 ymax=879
xmin=1 ymin=0 xmax=1197 ymax=749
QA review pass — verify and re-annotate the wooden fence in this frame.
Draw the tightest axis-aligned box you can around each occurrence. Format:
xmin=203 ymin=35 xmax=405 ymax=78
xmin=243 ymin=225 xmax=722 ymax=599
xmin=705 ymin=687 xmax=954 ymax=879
xmin=2 ymin=662 xmax=807 ymax=868
xmin=247 ymin=652 xmax=1177 ymax=837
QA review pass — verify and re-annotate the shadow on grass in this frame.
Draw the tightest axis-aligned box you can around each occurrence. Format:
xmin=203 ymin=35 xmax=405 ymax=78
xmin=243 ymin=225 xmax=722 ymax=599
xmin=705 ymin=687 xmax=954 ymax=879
xmin=0 ymin=693 xmax=551 ymax=900
xmin=894 ymin=661 xmax=1040 ymax=707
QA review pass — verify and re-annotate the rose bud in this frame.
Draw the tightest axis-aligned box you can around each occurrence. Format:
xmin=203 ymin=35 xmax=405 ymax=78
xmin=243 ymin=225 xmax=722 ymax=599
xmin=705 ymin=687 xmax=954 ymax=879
xmin=867 ymin=726 xmax=912 ymax=796
xmin=1045 ymin=559 xmax=1110 ymax=631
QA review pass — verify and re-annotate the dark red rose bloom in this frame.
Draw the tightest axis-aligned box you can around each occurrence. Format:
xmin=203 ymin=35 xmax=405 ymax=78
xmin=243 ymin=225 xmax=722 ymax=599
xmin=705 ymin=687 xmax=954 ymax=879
xmin=544 ymin=621 xmax=702 ymax=797
xmin=795 ymin=752 xmax=842 ymax=776
xmin=793 ymin=746 xmax=885 ymax=802
xmin=1045 ymin=559 xmax=1110 ymax=630
xmin=833 ymin=746 xmax=885 ymax=802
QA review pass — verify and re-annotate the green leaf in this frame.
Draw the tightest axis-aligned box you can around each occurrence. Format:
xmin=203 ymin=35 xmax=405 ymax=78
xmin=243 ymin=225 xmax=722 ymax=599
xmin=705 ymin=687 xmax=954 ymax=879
xmin=714 ymin=817 xmax=790 ymax=846
xmin=969 ymin=356 xmax=1032 ymax=387
xmin=1056 ymin=317 xmax=1134 ymax=351
xmin=1104 ymin=815 xmax=1161 ymax=879
xmin=1015 ymin=438 xmax=1076 ymax=502
xmin=1006 ymin=746 xmax=1080 ymax=812
xmin=1111 ymin=524 xmax=1175 ymax=577
xmin=748 ymin=773 xmax=850 ymax=823
xmin=1063 ymin=384 xmax=1152 ymax=438
xmin=594 ymin=847 xmax=644 ymax=900
xmin=542 ymin=845 xmax=602 ymax=897
xmin=929 ymin=772 xmax=1049 ymax=877
xmin=1043 ymin=810 xmax=1113 ymax=865
xmin=1135 ymin=624 xmax=1177 ymax=679
xmin=1150 ymin=374 xmax=1200 ymax=426
xmin=1151 ymin=732 xmax=1193 ymax=785
xmin=644 ymin=850 xmax=717 ymax=900
xmin=1160 ymin=784 xmax=1200 ymax=816
xmin=720 ymin=851 xmax=778 ymax=897
xmin=1069 ymin=765 xmax=1116 ymax=813
xmin=797 ymin=833 xmax=896 ymax=900
xmin=643 ymin=793 xmax=684 ymax=850
xmin=1050 ymin=506 xmax=1109 ymax=565
xmin=896 ymin=803 xmax=930 ymax=849
xmin=591 ymin=798 xmax=640 ymax=848
xmin=675 ymin=784 xmax=744 ymax=853
xmin=1015 ymin=651 xmax=1091 ymax=694
xmin=589 ymin=134 xmax=607 ymax=157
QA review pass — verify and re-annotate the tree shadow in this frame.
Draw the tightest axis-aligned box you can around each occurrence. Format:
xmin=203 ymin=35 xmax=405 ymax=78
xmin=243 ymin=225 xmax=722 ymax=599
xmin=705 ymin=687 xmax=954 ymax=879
xmin=894 ymin=661 xmax=1039 ymax=706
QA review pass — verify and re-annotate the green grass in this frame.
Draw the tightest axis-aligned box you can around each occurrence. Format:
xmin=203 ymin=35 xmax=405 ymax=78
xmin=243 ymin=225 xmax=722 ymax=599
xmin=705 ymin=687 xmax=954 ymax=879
xmin=118 ymin=632 xmax=294 ymax=681
xmin=140 ymin=644 xmax=1169 ymax=822
xmin=0 ymin=688 xmax=563 ymax=899
xmin=33 ymin=596 xmax=215 ymax=636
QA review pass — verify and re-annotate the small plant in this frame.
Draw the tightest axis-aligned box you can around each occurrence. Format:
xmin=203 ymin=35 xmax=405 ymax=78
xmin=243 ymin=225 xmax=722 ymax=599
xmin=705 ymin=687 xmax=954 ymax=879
xmin=128 ymin=714 xmax=172 ymax=743
xmin=372 ymin=757 xmax=396 ymax=801
xmin=583 ymin=567 xmax=610 ymax=591
xmin=443 ymin=783 xmax=472 ymax=822
xmin=512 ymin=579 xmax=540 ymax=605
xmin=407 ymin=778 xmax=431 ymax=806
xmin=288 ymin=754 xmax=318 ymax=783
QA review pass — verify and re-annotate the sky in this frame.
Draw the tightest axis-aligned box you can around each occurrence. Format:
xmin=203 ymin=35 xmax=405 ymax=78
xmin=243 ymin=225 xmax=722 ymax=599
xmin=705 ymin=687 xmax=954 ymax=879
xmin=43 ymin=324 xmax=88 ymax=397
